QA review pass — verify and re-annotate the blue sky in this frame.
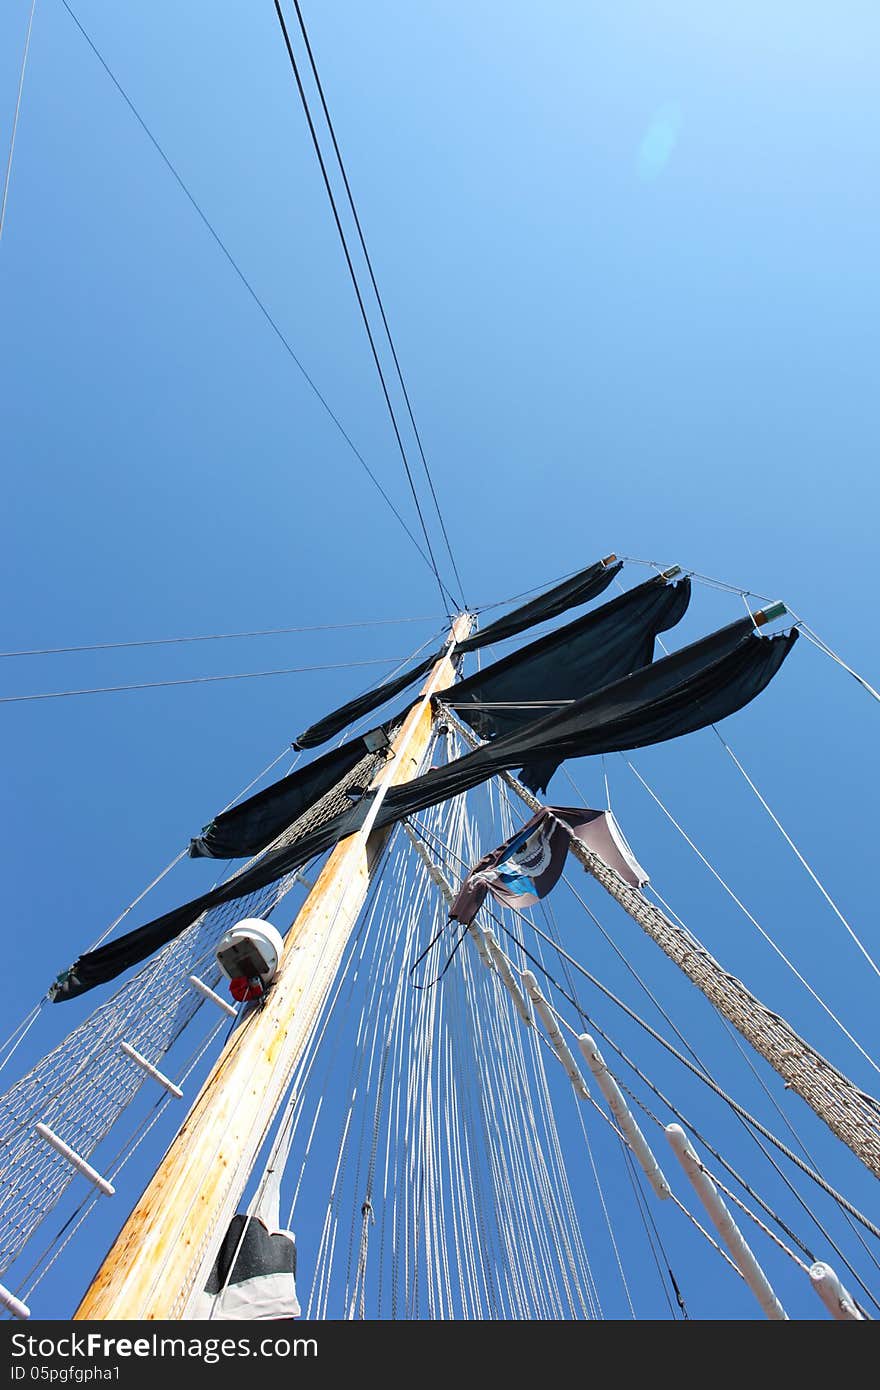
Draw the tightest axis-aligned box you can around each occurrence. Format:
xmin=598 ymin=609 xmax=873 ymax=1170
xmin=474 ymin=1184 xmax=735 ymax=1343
xmin=0 ymin=2 xmax=878 ymax=1321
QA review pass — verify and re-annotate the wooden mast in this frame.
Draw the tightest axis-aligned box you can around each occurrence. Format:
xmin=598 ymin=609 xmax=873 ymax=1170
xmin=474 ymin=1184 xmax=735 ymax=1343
xmin=75 ymin=613 xmax=472 ymax=1321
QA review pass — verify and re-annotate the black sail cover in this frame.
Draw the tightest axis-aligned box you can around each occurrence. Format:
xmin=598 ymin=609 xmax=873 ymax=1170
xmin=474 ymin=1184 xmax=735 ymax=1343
xmin=454 ymin=556 xmax=622 ymax=653
xmin=293 ymin=556 xmax=622 ymax=749
xmin=49 ymin=619 xmax=797 ymax=1002
xmin=448 ymin=575 xmax=690 ymax=740
xmin=190 ymin=721 xmax=396 ymax=859
xmin=197 ymin=576 xmax=688 ymax=860
xmin=293 ymin=652 xmax=440 ymax=750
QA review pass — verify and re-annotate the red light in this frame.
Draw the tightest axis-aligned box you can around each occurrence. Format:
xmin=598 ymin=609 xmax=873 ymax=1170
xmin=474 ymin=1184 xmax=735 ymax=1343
xmin=229 ymin=976 xmax=263 ymax=1003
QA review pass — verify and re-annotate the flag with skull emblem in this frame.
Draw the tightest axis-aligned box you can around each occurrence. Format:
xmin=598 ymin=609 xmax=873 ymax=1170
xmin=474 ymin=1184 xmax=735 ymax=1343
xmin=449 ymin=805 xmax=647 ymax=926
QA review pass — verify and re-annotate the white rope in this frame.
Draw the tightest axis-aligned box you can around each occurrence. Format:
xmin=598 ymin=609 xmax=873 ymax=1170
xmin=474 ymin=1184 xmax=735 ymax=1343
xmin=0 ymin=0 xmax=36 ymax=245
xmin=792 ymin=617 xmax=880 ymax=704
xmin=285 ymin=855 xmax=404 ymax=1229
xmin=572 ymin=1097 xmax=636 ymax=1318
xmin=80 ymin=848 xmax=190 ymax=956
xmin=471 ymin=565 xmax=584 ymax=615
xmin=490 ymin=792 xmax=599 ymax=1316
xmin=619 ymin=553 xmax=879 ymax=704
xmin=240 ymin=827 xmax=428 ymax=1317
xmin=701 ymin=1167 xmax=812 ymax=1276
xmin=616 ymin=554 xmax=776 ymax=604
xmin=0 ymin=656 xmax=416 ymax=704
xmin=0 ymin=615 xmax=444 ymax=661
xmin=506 ymin=930 xmax=634 ymax=1317
xmin=157 ymin=689 xmax=455 ymax=1317
xmin=624 ymin=757 xmax=880 ymax=1076
xmin=667 ymin=1192 xmax=744 ymax=1281
xmin=0 ymin=1004 xmax=44 ymax=1078
xmin=15 ymin=1013 xmax=226 ymax=1306
xmin=473 ymin=784 xmax=588 ymax=1314
xmin=402 ymin=787 xmax=599 ymax=1316
xmin=303 ymin=818 xmax=434 ymax=1315
xmin=711 ymin=730 xmax=880 ymax=982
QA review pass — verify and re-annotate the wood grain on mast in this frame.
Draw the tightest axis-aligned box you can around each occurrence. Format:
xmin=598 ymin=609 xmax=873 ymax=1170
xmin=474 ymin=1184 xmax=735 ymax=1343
xmin=74 ymin=613 xmax=472 ymax=1321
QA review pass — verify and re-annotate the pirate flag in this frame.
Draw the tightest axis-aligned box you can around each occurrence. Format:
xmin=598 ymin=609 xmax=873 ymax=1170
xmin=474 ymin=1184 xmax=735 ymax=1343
xmin=449 ymin=805 xmax=647 ymax=926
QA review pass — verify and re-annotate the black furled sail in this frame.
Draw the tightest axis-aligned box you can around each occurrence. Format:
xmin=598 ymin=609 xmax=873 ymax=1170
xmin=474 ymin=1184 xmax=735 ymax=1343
xmin=293 ymin=554 xmax=622 ymax=748
xmin=453 ymin=554 xmax=622 ymax=653
xmin=196 ymin=574 xmax=688 ymax=862
xmin=50 ymin=615 xmax=797 ymax=1002
xmin=190 ymin=719 xmax=397 ymax=859
xmin=293 ymin=651 xmax=441 ymax=751
xmin=448 ymin=574 xmax=690 ymax=740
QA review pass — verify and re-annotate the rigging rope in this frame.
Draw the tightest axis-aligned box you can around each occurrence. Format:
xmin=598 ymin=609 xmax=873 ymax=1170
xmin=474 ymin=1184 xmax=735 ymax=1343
xmin=0 ymin=1005 xmax=44 ymax=1080
xmin=491 ymin=907 xmax=880 ymax=1241
xmin=0 ymin=0 xmax=36 ymax=245
xmin=622 ymin=757 xmax=880 ymax=1076
xmin=621 ymin=1149 xmax=686 ymax=1318
xmin=550 ymin=823 xmax=880 ymax=1311
xmin=0 ymin=614 xmax=444 ymax=661
xmin=464 ymin=867 xmax=824 ymax=1280
xmin=11 ymin=1013 xmax=227 ymax=1310
xmin=283 ymin=772 xmax=603 ymax=1317
xmin=411 ymin=766 xmax=880 ymax=1259
xmin=288 ymin=0 xmax=468 ymax=608
xmin=710 ymin=730 xmax=880 ymax=983
xmin=57 ymin=0 xmax=458 ymax=609
xmin=479 ymin=895 xmax=880 ymax=1319
xmin=645 ymin=886 xmax=880 ymax=1310
xmin=0 ymin=655 xmax=414 ymax=704
xmin=271 ymin=0 xmax=457 ymax=618
xmin=618 ymin=553 xmax=880 ymax=706
xmin=793 ymin=620 xmax=880 ymax=704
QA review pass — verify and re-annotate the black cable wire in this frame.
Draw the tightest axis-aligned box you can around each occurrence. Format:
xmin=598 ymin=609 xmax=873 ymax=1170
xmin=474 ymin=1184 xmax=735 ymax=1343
xmin=289 ymin=0 xmax=468 ymax=608
xmin=620 ymin=1145 xmax=682 ymax=1319
xmin=58 ymin=0 xmax=459 ymax=612
xmin=272 ymin=0 xmax=455 ymax=619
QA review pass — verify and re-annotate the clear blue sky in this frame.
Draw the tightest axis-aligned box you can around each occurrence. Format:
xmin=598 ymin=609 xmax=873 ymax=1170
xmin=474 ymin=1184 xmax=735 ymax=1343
xmin=0 ymin=1 xmax=878 ymax=1321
